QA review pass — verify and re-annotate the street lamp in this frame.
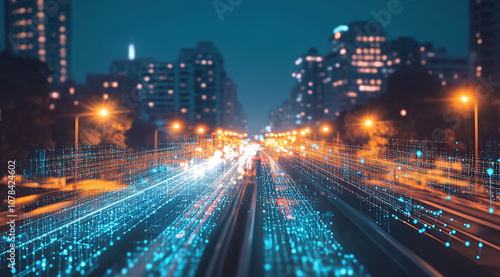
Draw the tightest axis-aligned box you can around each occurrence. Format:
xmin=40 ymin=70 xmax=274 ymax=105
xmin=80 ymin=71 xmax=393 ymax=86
xmin=198 ymin=127 xmax=205 ymax=134
xmin=155 ymin=122 xmax=182 ymax=151
xmin=74 ymin=108 xmax=131 ymax=175
xmin=365 ymin=120 xmax=373 ymax=127
xmin=460 ymin=95 xmax=479 ymax=162
xmin=75 ymin=108 xmax=109 ymax=153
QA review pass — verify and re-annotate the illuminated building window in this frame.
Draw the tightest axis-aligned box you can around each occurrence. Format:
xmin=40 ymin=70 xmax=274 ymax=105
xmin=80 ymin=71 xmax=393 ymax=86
xmin=59 ymin=14 xmax=66 ymax=21
xmin=477 ymin=39 xmax=482 ymax=45
xmin=103 ymin=93 xmax=109 ymax=100
xmin=340 ymin=49 xmax=346 ymax=55
xmin=324 ymin=109 xmax=329 ymax=114
xmin=168 ymin=89 xmax=174 ymax=94
xmin=74 ymin=100 xmax=79 ymax=106
xmin=60 ymin=76 xmax=66 ymax=82
xmin=144 ymin=76 xmax=150 ymax=82
xmin=202 ymin=95 xmax=207 ymax=100
xmin=50 ymin=91 xmax=60 ymax=99
xmin=137 ymin=84 xmax=142 ymax=89
xmin=181 ymin=108 xmax=188 ymax=113
xmin=441 ymin=81 xmax=447 ymax=86
xmin=103 ymin=82 xmax=109 ymax=88
xmin=308 ymin=90 xmax=313 ymax=95
xmin=148 ymin=102 xmax=154 ymax=108
xmin=201 ymin=83 xmax=207 ymax=88
xmin=111 ymin=81 xmax=118 ymax=88
xmin=69 ymin=87 xmax=75 ymax=95
xmin=148 ymin=84 xmax=154 ymax=89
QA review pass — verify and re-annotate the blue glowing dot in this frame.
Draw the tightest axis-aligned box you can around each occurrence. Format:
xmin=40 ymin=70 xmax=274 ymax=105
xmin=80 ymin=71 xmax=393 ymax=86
xmin=487 ymin=168 xmax=494 ymax=176
xmin=465 ymin=241 xmax=470 ymax=247
xmin=146 ymin=263 xmax=153 ymax=270
xmin=479 ymin=242 xmax=483 ymax=248
xmin=264 ymin=264 xmax=271 ymax=271
xmin=450 ymin=218 xmax=454 ymax=221
xmin=416 ymin=150 xmax=422 ymax=158
xmin=11 ymin=268 xmax=16 ymax=274
xmin=446 ymin=196 xmax=451 ymax=200
xmin=445 ymin=242 xmax=450 ymax=247
xmin=489 ymin=208 xmax=495 ymax=214
xmin=413 ymin=219 xmax=418 ymax=224
xmin=476 ymin=255 xmax=480 ymax=260
xmin=360 ymin=158 xmax=364 ymax=164
xmin=121 ymin=268 xmax=128 ymax=275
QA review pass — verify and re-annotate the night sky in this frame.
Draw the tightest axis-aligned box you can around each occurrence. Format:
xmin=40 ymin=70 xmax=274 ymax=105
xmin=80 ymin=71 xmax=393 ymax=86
xmin=0 ymin=0 xmax=468 ymax=131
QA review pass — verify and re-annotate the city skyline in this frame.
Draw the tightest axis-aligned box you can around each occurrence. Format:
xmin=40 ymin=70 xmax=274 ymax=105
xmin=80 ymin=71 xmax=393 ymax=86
xmin=1 ymin=0 xmax=468 ymax=131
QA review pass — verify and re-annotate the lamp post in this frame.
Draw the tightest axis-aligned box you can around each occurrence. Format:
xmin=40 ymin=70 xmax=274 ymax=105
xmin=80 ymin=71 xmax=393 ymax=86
xmin=74 ymin=109 xmax=108 ymax=177
xmin=461 ymin=96 xmax=479 ymax=162
xmin=74 ymin=109 xmax=132 ymax=176
xmin=155 ymin=122 xmax=181 ymax=150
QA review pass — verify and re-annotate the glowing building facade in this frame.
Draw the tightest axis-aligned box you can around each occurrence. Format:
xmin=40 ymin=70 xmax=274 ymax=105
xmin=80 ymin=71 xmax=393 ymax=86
xmin=138 ymin=42 xmax=243 ymax=130
xmin=469 ymin=0 xmax=500 ymax=83
xmin=290 ymin=48 xmax=325 ymax=126
xmin=138 ymin=61 xmax=195 ymax=124
xmin=323 ymin=22 xmax=387 ymax=118
xmin=4 ymin=0 xmax=71 ymax=84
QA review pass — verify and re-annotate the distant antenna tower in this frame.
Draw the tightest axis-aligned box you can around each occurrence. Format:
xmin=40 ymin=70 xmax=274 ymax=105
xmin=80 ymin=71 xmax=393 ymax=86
xmin=128 ymin=44 xmax=135 ymax=60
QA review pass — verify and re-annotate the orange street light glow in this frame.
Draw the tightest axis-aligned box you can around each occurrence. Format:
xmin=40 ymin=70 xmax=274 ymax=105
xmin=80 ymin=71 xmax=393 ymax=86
xmin=173 ymin=123 xmax=180 ymax=130
xmin=365 ymin=120 xmax=373 ymax=126
xmin=461 ymin=96 xmax=468 ymax=102
xmin=99 ymin=109 xmax=108 ymax=116
xmin=322 ymin=126 xmax=329 ymax=132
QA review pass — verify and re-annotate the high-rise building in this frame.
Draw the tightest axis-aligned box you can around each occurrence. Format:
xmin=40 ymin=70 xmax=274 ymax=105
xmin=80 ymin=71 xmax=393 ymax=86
xmin=290 ymin=48 xmax=325 ymax=126
xmin=385 ymin=36 xmax=425 ymax=74
xmin=138 ymin=60 xmax=195 ymax=124
xmin=269 ymin=100 xmax=292 ymax=132
xmin=323 ymin=22 xmax=387 ymax=118
xmin=179 ymin=42 xmax=225 ymax=128
xmin=422 ymin=47 xmax=468 ymax=87
xmin=138 ymin=42 xmax=238 ymax=130
xmin=4 ymin=0 xmax=71 ymax=83
xmin=221 ymin=77 xmax=238 ymax=130
xmin=469 ymin=0 xmax=500 ymax=83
